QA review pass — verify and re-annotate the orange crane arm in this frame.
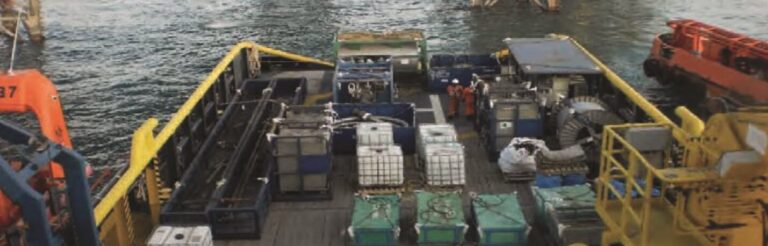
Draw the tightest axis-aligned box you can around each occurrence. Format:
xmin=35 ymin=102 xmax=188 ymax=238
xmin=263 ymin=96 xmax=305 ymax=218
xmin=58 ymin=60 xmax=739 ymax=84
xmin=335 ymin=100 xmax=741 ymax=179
xmin=0 ymin=69 xmax=72 ymax=177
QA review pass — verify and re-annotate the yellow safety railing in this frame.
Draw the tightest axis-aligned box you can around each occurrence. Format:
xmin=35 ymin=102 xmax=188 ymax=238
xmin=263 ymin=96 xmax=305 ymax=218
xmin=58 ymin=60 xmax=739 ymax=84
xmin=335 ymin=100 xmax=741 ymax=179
xmin=93 ymin=41 xmax=333 ymax=245
xmin=596 ymin=123 xmax=714 ymax=246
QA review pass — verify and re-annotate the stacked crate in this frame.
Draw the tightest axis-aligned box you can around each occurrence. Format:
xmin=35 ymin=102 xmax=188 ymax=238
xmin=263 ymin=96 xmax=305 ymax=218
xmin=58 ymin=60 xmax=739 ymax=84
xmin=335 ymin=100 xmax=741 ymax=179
xmin=356 ymin=123 xmax=404 ymax=188
xmin=417 ymin=124 xmax=466 ymax=186
xmin=415 ymin=191 xmax=468 ymax=245
xmin=534 ymin=185 xmax=603 ymax=245
xmin=348 ymin=195 xmax=401 ymax=246
xmin=471 ymin=193 xmax=529 ymax=246
xmin=272 ymin=107 xmax=333 ymax=200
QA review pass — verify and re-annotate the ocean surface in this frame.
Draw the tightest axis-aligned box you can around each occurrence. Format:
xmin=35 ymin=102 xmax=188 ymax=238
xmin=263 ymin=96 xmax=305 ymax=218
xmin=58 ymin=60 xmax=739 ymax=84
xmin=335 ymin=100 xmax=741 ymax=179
xmin=1 ymin=0 xmax=767 ymax=166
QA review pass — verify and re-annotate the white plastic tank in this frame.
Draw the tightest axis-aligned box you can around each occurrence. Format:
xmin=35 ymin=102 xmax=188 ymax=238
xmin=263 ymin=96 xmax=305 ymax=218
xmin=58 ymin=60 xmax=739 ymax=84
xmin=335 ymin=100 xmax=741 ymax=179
xmin=147 ymin=226 xmax=173 ymax=246
xmin=163 ymin=227 xmax=192 ymax=246
xmin=417 ymin=124 xmax=458 ymax=159
xmin=424 ymin=143 xmax=466 ymax=186
xmin=275 ymin=128 xmax=330 ymax=156
xmin=357 ymin=122 xmax=394 ymax=146
xmin=147 ymin=226 xmax=213 ymax=246
xmin=187 ymin=226 xmax=214 ymax=246
xmin=357 ymin=145 xmax=404 ymax=186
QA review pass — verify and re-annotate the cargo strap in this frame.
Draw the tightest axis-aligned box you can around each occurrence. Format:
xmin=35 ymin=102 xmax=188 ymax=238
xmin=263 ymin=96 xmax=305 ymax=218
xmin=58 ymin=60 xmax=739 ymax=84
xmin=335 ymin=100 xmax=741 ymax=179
xmin=547 ymin=190 xmax=594 ymax=208
xmin=420 ymin=194 xmax=459 ymax=225
xmin=351 ymin=198 xmax=398 ymax=228
xmin=474 ymin=196 xmax=525 ymax=225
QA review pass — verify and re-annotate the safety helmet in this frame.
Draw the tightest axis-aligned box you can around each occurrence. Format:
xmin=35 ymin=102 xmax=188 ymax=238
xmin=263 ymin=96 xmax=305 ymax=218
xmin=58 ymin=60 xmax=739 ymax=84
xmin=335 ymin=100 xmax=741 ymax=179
xmin=451 ymin=79 xmax=459 ymax=84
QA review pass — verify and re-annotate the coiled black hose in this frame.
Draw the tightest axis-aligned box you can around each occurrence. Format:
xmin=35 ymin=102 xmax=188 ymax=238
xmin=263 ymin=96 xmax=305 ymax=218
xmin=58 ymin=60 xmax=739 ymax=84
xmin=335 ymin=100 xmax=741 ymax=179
xmin=331 ymin=109 xmax=409 ymax=128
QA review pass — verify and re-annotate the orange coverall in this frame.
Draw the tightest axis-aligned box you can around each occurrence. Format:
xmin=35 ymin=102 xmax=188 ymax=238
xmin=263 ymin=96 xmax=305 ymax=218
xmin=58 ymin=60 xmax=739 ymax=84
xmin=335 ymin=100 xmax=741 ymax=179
xmin=463 ymin=86 xmax=475 ymax=118
xmin=446 ymin=84 xmax=463 ymax=119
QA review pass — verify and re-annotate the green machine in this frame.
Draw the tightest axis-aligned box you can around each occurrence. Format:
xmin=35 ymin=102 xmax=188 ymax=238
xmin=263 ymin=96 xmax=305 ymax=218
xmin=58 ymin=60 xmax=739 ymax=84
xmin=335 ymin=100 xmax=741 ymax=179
xmin=415 ymin=191 xmax=467 ymax=245
xmin=349 ymin=195 xmax=401 ymax=246
xmin=471 ymin=193 xmax=529 ymax=246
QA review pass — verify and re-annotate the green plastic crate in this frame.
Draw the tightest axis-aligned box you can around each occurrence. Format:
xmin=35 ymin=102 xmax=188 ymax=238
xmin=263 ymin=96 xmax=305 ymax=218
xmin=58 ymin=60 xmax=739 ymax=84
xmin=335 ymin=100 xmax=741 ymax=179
xmin=472 ymin=193 xmax=528 ymax=246
xmin=534 ymin=185 xmax=603 ymax=245
xmin=415 ymin=191 xmax=467 ymax=245
xmin=534 ymin=185 xmax=598 ymax=223
xmin=349 ymin=195 xmax=401 ymax=246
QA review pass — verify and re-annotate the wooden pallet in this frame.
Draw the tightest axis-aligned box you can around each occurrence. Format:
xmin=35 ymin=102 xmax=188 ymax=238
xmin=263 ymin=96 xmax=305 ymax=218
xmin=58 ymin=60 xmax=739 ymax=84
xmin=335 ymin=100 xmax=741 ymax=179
xmin=423 ymin=184 xmax=465 ymax=192
xmin=538 ymin=163 xmax=589 ymax=176
xmin=357 ymin=186 xmax=405 ymax=196
xmin=503 ymin=171 xmax=535 ymax=183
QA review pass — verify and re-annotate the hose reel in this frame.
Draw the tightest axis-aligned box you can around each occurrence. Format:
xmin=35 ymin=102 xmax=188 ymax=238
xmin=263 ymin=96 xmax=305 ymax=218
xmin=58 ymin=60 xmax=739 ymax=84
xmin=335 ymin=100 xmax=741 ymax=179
xmin=553 ymin=96 xmax=623 ymax=148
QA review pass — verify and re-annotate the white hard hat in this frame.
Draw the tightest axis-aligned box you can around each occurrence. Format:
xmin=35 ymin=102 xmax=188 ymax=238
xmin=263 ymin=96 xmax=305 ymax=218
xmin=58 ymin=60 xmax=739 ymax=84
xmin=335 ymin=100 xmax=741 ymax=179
xmin=451 ymin=79 xmax=459 ymax=84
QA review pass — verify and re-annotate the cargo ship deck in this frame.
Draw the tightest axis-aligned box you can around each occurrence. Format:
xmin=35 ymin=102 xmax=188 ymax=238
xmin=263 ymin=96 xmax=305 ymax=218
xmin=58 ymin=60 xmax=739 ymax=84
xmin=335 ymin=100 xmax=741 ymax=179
xmin=91 ymin=38 xmax=682 ymax=246
xmin=216 ymin=70 xmax=544 ymax=246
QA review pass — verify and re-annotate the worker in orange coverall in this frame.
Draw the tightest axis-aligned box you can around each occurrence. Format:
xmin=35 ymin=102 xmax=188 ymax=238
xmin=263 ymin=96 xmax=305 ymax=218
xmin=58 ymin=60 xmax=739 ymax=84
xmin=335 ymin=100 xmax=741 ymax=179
xmin=463 ymin=82 xmax=476 ymax=120
xmin=446 ymin=78 xmax=463 ymax=120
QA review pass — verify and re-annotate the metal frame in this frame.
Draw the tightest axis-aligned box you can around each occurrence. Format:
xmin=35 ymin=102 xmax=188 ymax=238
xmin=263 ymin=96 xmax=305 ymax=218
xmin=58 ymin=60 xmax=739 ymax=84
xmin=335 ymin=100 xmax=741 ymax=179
xmin=333 ymin=56 xmax=395 ymax=103
xmin=91 ymin=42 xmax=333 ymax=244
xmin=0 ymin=120 xmax=99 ymax=245
xmin=595 ymin=123 xmax=714 ymax=246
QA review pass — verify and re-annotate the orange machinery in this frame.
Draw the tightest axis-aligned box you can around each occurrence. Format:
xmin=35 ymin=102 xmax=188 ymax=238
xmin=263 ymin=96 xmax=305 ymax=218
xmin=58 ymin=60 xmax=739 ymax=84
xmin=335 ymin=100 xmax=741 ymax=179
xmin=643 ymin=19 xmax=768 ymax=114
xmin=0 ymin=69 xmax=77 ymax=229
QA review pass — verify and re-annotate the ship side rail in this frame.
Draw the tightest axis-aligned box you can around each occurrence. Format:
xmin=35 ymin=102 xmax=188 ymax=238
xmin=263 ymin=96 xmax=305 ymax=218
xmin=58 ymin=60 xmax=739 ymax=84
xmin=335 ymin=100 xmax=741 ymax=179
xmin=595 ymin=123 xmax=717 ymax=246
xmin=92 ymin=41 xmax=333 ymax=245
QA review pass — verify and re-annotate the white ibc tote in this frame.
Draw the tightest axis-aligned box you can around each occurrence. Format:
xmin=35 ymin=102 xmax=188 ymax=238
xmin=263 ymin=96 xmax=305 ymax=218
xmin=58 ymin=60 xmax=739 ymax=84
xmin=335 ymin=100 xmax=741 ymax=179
xmin=424 ymin=143 xmax=466 ymax=186
xmin=357 ymin=122 xmax=395 ymax=146
xmin=357 ymin=145 xmax=404 ymax=186
xmin=417 ymin=124 xmax=458 ymax=159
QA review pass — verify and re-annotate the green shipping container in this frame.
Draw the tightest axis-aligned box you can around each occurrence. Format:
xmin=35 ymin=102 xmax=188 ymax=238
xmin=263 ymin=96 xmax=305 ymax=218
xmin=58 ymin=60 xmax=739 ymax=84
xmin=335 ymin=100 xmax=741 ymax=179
xmin=534 ymin=185 xmax=603 ymax=246
xmin=472 ymin=193 xmax=529 ymax=246
xmin=415 ymin=191 xmax=467 ymax=245
xmin=349 ymin=195 xmax=400 ymax=246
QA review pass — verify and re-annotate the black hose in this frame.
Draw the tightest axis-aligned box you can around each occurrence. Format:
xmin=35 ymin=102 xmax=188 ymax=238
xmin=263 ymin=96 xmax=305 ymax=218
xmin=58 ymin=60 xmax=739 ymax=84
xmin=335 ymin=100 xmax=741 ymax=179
xmin=331 ymin=109 xmax=409 ymax=128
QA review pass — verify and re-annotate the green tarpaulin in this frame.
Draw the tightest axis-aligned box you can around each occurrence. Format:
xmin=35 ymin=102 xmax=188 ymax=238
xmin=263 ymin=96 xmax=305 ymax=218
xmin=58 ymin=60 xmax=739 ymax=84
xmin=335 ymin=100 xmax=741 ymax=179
xmin=415 ymin=191 xmax=467 ymax=245
xmin=472 ymin=193 xmax=528 ymax=246
xmin=349 ymin=195 xmax=400 ymax=246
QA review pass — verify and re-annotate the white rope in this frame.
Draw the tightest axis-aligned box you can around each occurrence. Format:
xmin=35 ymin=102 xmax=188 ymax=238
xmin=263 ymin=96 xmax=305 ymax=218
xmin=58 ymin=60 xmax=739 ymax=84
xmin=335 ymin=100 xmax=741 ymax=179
xmin=7 ymin=10 xmax=22 ymax=74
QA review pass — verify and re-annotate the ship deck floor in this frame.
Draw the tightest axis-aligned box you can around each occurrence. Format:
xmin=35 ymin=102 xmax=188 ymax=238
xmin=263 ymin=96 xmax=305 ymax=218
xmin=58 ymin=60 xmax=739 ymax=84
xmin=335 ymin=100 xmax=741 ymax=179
xmin=216 ymin=70 xmax=558 ymax=246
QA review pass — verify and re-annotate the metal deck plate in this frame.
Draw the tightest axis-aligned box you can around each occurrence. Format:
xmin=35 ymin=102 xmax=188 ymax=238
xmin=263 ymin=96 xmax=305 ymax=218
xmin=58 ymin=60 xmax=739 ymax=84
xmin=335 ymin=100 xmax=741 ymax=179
xmin=504 ymin=38 xmax=602 ymax=75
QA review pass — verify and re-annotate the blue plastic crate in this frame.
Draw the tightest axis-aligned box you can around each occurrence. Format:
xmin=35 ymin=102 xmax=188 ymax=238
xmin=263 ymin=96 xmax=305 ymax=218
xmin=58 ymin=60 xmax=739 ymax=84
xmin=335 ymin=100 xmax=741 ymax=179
xmin=561 ymin=174 xmax=587 ymax=186
xmin=535 ymin=174 xmax=562 ymax=188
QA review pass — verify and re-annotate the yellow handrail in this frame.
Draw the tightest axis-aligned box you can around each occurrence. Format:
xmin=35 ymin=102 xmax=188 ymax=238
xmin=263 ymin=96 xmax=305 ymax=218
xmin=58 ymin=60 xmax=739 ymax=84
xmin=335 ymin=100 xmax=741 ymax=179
xmin=597 ymin=123 xmax=715 ymax=246
xmin=675 ymin=106 xmax=705 ymax=136
xmin=93 ymin=41 xmax=333 ymax=225
xmin=94 ymin=119 xmax=157 ymax=224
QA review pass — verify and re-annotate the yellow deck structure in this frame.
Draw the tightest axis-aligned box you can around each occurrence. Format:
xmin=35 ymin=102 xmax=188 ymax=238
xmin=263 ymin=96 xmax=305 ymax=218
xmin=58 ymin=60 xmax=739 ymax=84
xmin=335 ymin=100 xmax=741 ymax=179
xmin=596 ymin=114 xmax=768 ymax=246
